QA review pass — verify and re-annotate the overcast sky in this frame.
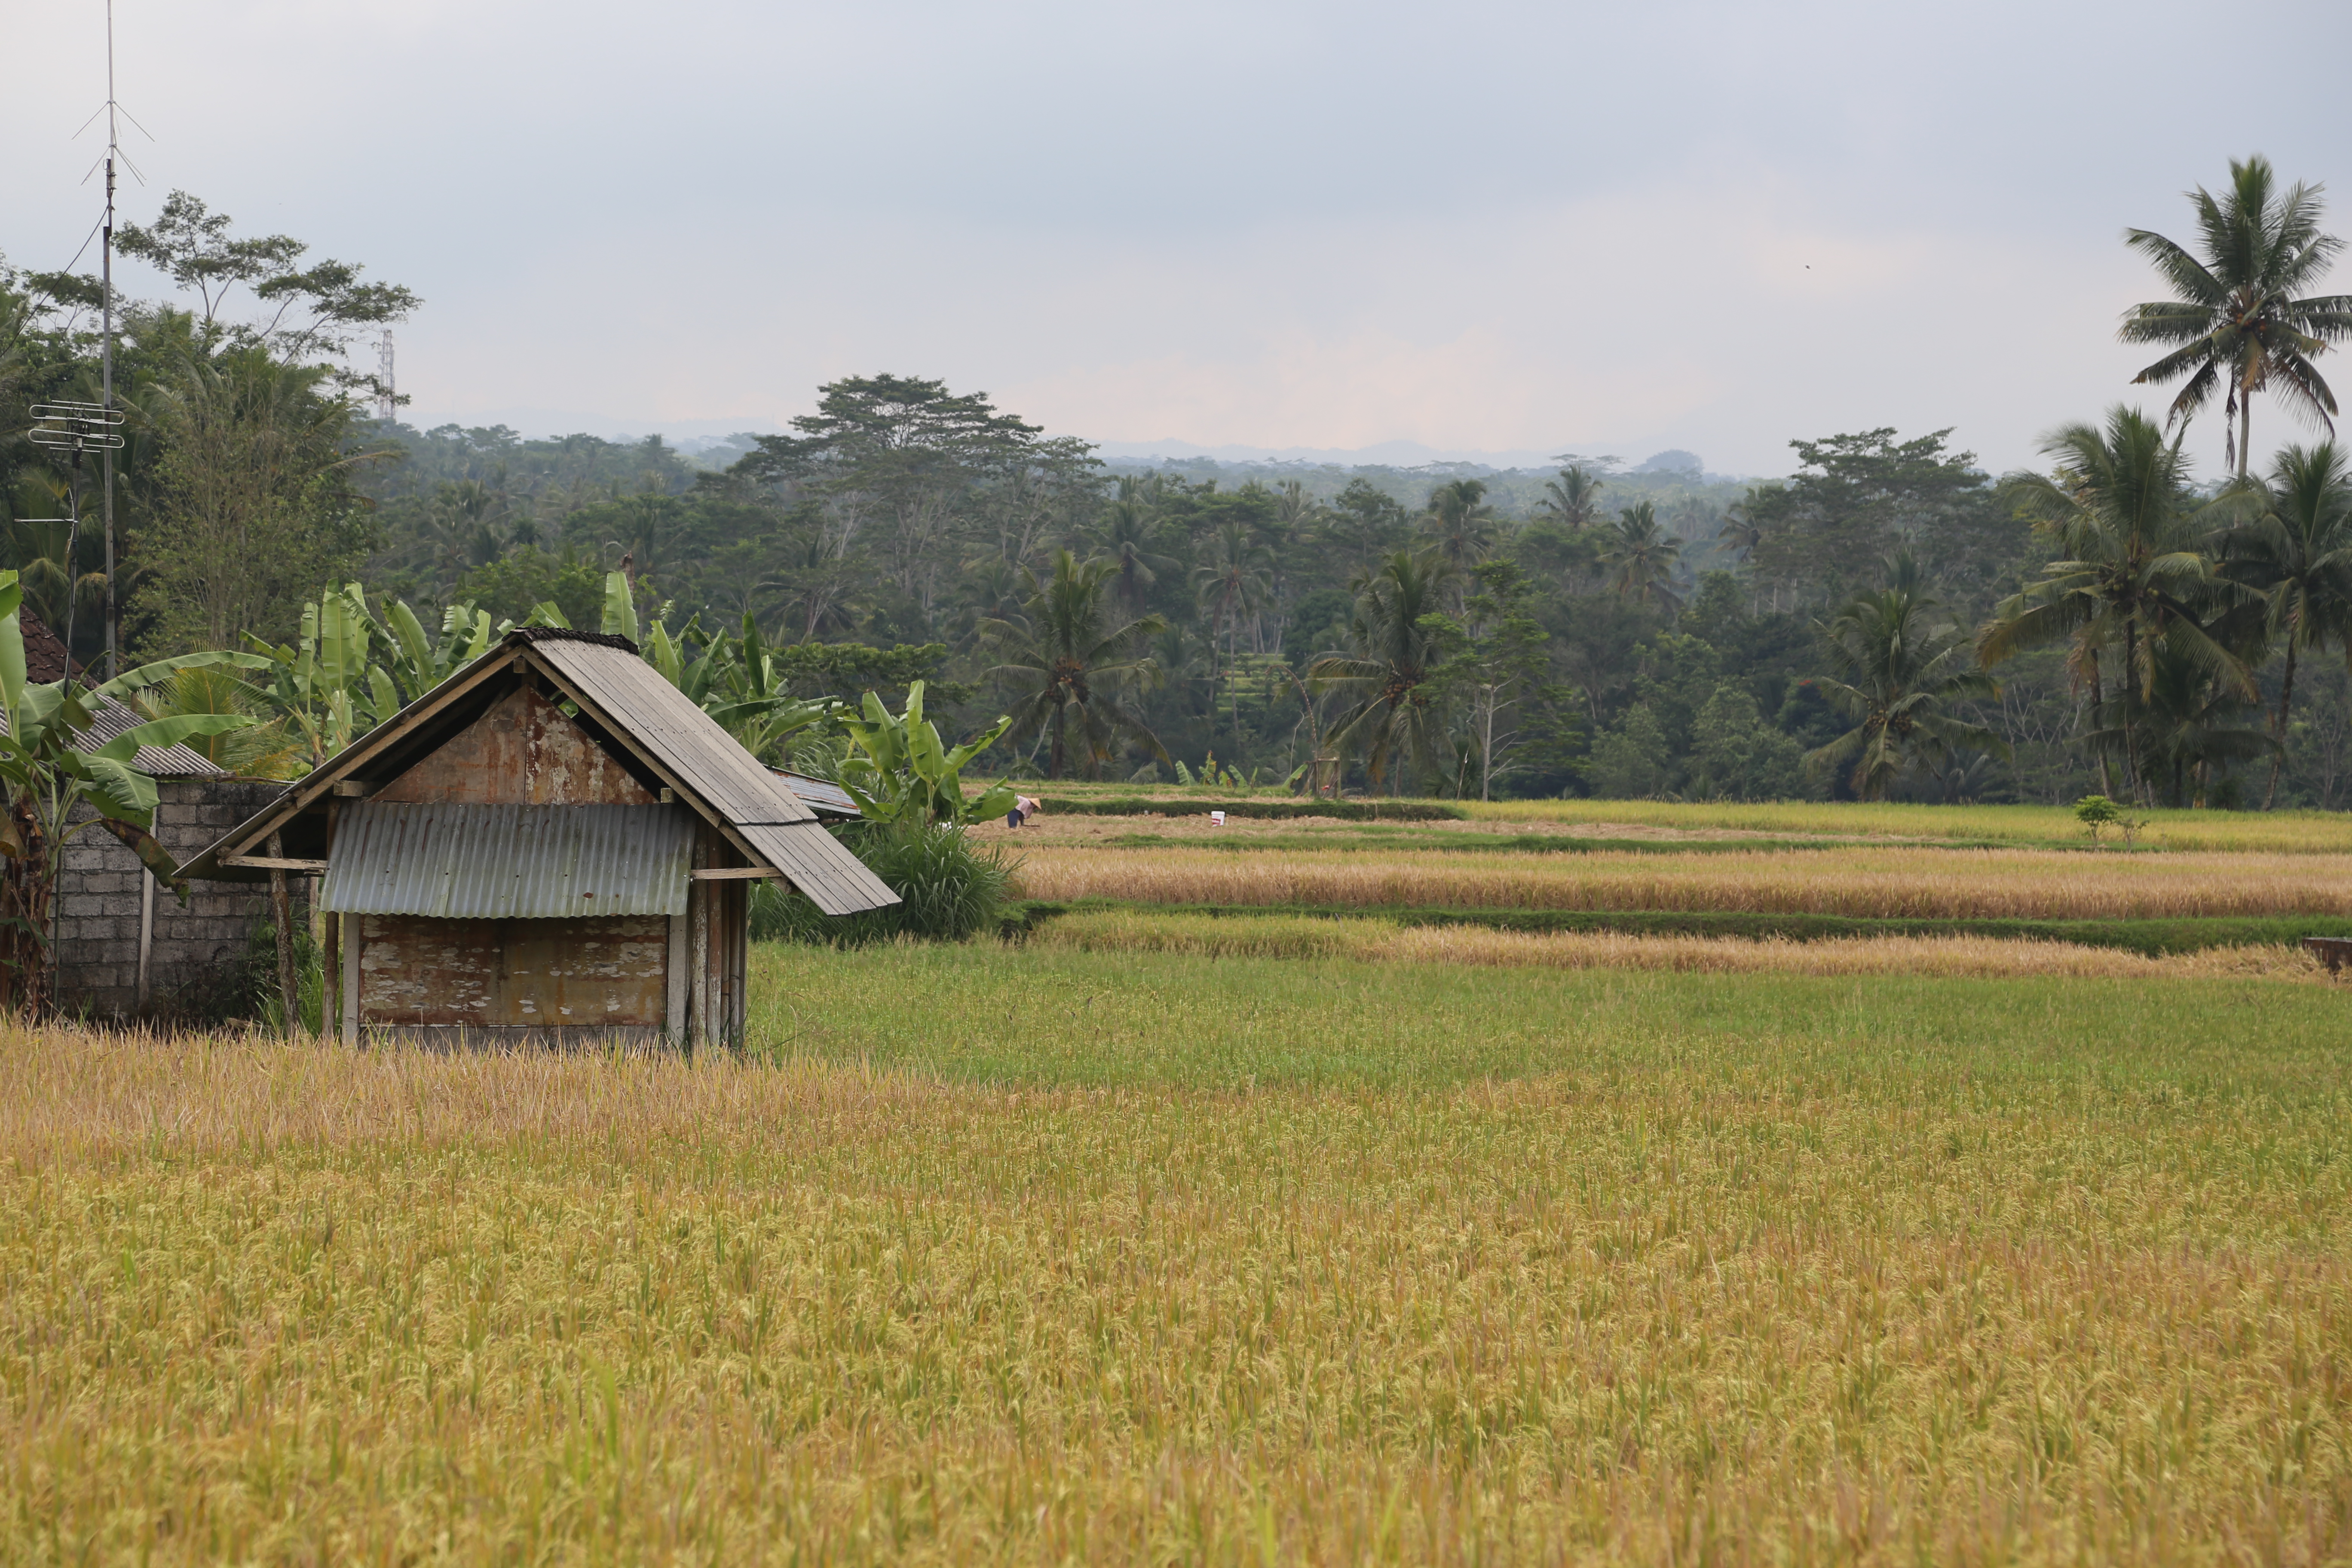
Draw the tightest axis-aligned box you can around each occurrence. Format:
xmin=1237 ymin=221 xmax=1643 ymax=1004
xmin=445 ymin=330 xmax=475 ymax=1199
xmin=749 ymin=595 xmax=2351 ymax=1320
xmin=6 ymin=0 xmax=2349 ymax=478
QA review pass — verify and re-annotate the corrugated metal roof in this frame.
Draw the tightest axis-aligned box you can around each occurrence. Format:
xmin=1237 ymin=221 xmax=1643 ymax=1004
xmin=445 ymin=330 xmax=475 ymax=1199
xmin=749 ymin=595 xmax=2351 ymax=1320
xmin=770 ymin=769 xmax=861 ymax=817
xmin=320 ymin=801 xmax=693 ymax=918
xmin=76 ymin=692 xmax=230 ymax=778
xmin=0 ymin=690 xmax=228 ymax=778
xmin=531 ymin=638 xmax=898 ymax=916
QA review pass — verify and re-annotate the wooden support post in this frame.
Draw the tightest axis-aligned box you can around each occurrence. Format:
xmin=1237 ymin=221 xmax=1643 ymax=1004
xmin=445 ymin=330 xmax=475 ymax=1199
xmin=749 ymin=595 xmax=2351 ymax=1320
xmin=135 ymin=868 xmax=154 ymax=1013
xmin=666 ymin=913 xmax=689 ymax=1043
xmin=690 ymin=833 xmax=711 ymax=1049
xmin=340 ymin=916 xmax=361 ymax=1042
xmin=267 ymin=830 xmax=298 ymax=1037
xmin=322 ymin=800 xmax=339 ymax=1042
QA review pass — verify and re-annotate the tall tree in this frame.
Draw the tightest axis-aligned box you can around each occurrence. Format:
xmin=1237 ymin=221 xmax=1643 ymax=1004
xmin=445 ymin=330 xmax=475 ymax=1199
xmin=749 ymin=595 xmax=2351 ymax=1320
xmin=1535 ymin=465 xmax=1605 ymax=529
xmin=1308 ymin=549 xmax=1455 ymax=794
xmin=981 ymin=550 xmax=1167 ymax=779
xmin=2220 ymin=441 xmax=2352 ymax=806
xmin=1599 ymin=501 xmax=1684 ymax=609
xmin=1807 ymin=557 xmax=2007 ymax=800
xmin=1421 ymin=478 xmax=1502 ymax=579
xmin=132 ymin=348 xmax=382 ymax=653
xmin=737 ymin=375 xmax=1046 ymax=627
xmin=2120 ymin=156 xmax=2352 ymax=478
xmin=1981 ymin=407 xmax=2251 ymax=800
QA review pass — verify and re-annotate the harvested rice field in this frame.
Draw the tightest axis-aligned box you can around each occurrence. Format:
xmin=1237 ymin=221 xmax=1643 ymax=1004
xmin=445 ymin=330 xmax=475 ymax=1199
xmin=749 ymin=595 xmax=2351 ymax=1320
xmin=1027 ymin=906 xmax=2337 ymax=979
xmin=1008 ymin=841 xmax=2352 ymax=921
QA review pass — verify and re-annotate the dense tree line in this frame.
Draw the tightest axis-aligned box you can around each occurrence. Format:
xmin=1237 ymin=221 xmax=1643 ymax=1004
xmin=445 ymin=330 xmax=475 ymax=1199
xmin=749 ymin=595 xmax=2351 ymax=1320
xmin=5 ymin=158 xmax=2349 ymax=807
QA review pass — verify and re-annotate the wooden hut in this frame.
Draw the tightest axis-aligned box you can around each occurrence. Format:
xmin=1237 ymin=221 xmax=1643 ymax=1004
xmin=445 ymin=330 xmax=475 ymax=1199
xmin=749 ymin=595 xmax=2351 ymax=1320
xmin=179 ymin=628 xmax=898 ymax=1044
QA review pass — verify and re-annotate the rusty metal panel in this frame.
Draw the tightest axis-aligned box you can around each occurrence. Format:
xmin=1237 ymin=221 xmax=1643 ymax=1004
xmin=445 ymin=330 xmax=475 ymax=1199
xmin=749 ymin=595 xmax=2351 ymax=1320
xmin=356 ymin=913 xmax=670 ymax=1029
xmin=377 ymin=684 xmax=655 ymax=805
xmin=321 ymin=802 xmax=693 ymax=917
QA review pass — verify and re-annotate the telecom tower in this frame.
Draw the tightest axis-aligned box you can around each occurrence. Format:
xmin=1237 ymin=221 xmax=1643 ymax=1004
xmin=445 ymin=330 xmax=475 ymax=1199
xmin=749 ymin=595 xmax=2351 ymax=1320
xmin=377 ymin=329 xmax=396 ymax=422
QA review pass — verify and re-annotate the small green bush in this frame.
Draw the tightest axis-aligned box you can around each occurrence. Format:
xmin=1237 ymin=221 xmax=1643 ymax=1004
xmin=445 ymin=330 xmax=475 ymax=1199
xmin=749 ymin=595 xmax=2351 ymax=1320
xmin=752 ymin=822 xmax=1014 ymax=946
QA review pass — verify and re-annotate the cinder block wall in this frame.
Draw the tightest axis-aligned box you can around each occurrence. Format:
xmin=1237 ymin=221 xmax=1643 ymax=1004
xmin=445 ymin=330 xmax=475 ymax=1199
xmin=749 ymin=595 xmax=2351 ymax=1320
xmin=55 ymin=778 xmax=291 ymax=1022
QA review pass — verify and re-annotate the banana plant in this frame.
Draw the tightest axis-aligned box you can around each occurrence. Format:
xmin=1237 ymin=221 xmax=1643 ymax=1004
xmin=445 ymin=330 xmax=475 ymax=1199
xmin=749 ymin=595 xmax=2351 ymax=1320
xmin=836 ymin=681 xmax=1017 ymax=828
xmin=0 ymin=571 xmax=255 ymax=1013
xmin=246 ymin=585 xmax=496 ymax=766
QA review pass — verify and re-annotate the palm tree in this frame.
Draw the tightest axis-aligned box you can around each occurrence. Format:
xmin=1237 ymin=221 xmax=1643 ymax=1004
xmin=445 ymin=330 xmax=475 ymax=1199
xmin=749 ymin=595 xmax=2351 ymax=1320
xmin=1084 ymin=495 xmax=1176 ymax=613
xmin=1807 ymin=557 xmax=2007 ymax=800
xmin=1190 ymin=521 xmax=1274 ymax=741
xmin=2086 ymin=635 xmax=2274 ymax=808
xmin=1599 ymin=502 xmax=1683 ymax=609
xmin=1307 ymin=549 xmax=1455 ymax=794
xmin=1421 ymin=479 xmax=1501 ymax=577
xmin=2120 ymin=156 xmax=2352 ymax=477
xmin=1981 ymin=407 xmax=2252 ymax=800
xmin=981 ymin=550 xmax=1168 ymax=779
xmin=1536 ymin=465 xmax=1605 ymax=529
xmin=1716 ymin=488 xmax=1766 ymax=557
xmin=2219 ymin=440 xmax=2352 ymax=806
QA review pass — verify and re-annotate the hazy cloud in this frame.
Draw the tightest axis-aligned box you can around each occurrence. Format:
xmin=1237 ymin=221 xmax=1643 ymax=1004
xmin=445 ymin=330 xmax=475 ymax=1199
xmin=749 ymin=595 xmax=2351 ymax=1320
xmin=5 ymin=0 xmax=2346 ymax=476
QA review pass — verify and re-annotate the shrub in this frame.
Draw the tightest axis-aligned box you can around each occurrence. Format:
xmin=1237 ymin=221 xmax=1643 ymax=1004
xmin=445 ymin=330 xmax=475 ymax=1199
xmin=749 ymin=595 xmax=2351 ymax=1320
xmin=751 ymin=822 xmax=1014 ymax=946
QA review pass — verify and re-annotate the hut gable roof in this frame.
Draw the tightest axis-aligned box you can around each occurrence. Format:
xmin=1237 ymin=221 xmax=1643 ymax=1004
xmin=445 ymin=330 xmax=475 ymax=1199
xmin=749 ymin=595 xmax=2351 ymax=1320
xmin=178 ymin=628 xmax=897 ymax=916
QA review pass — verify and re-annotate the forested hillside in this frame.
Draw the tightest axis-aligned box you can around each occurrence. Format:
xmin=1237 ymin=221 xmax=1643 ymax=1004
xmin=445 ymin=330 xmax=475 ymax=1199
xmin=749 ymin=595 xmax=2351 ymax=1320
xmin=8 ymin=162 xmax=2352 ymax=809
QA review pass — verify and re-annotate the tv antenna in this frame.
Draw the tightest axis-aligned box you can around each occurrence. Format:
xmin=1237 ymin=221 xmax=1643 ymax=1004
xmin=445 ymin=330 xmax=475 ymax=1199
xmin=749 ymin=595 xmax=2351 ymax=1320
xmin=68 ymin=0 xmax=149 ymax=680
xmin=23 ymin=401 xmax=125 ymax=667
xmin=377 ymin=328 xmax=396 ymax=422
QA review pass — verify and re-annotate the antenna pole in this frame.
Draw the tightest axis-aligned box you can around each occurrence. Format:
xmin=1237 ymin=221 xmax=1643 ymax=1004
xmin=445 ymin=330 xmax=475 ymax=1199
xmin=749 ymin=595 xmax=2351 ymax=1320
xmin=98 ymin=0 xmax=119 ymax=680
xmin=377 ymin=328 xmax=395 ymax=422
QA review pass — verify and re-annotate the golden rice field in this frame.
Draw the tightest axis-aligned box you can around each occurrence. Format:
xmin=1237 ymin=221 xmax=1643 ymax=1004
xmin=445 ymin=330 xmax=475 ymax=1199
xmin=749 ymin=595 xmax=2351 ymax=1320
xmin=1029 ymin=785 xmax=2352 ymax=853
xmin=1009 ymin=842 xmax=2352 ymax=921
xmin=2 ymin=991 xmax=2349 ymax=1566
xmin=1031 ymin=907 xmax=2335 ymax=980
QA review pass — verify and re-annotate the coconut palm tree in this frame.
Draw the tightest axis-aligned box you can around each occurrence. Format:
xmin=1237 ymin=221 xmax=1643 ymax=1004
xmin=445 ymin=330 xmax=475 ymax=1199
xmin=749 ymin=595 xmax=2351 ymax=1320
xmin=1981 ymin=407 xmax=2252 ymax=800
xmin=981 ymin=550 xmax=1167 ymax=780
xmin=1599 ymin=501 xmax=1683 ymax=609
xmin=1807 ymin=557 xmax=2007 ymax=800
xmin=1535 ymin=465 xmax=1605 ymax=529
xmin=2120 ymin=156 xmax=2352 ymax=477
xmin=1190 ymin=521 xmax=1274 ymax=742
xmin=1421 ymin=479 xmax=1502 ymax=577
xmin=2218 ymin=440 xmax=2352 ymax=806
xmin=1307 ymin=549 xmax=1455 ymax=794
xmin=1084 ymin=494 xmax=1176 ymax=613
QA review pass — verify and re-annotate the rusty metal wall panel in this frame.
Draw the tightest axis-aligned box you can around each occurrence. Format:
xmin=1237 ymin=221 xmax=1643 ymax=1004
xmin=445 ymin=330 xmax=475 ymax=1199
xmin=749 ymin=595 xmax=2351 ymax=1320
xmin=377 ymin=685 xmax=655 ymax=805
xmin=322 ymin=802 xmax=692 ymax=917
xmin=356 ymin=913 xmax=669 ymax=1029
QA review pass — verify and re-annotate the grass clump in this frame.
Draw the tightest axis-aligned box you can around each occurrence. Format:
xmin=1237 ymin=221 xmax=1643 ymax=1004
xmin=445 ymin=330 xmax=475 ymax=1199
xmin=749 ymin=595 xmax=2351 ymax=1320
xmin=752 ymin=821 xmax=1014 ymax=945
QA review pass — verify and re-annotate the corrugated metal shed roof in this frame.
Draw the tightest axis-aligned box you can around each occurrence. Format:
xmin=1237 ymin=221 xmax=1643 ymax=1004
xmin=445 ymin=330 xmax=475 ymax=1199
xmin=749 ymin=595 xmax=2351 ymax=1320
xmin=77 ymin=692 xmax=230 ymax=778
xmin=531 ymin=637 xmax=897 ymax=916
xmin=0 ymin=690 xmax=228 ymax=778
xmin=320 ymin=801 xmax=693 ymax=918
xmin=770 ymin=769 xmax=860 ymax=818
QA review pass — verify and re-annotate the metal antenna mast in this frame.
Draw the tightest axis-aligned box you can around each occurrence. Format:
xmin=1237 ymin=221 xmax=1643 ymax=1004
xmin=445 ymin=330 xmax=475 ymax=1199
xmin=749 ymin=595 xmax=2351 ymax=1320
xmin=377 ymin=328 xmax=396 ymax=422
xmin=98 ymin=0 xmax=121 ymax=678
xmin=83 ymin=0 xmax=143 ymax=680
